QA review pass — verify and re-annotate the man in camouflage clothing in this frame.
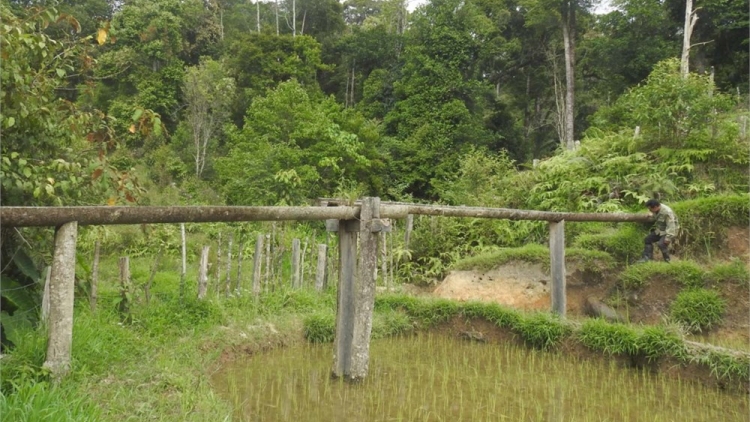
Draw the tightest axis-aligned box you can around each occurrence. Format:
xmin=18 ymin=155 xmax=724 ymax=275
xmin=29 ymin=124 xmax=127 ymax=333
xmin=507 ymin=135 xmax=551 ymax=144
xmin=637 ymin=199 xmax=679 ymax=263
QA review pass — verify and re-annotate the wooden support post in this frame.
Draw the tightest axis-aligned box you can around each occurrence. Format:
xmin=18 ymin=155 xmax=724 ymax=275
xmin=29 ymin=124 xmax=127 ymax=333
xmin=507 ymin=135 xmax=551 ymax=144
xmin=235 ymin=235 xmax=245 ymax=293
xmin=44 ymin=221 xmax=78 ymax=380
xmin=404 ymin=214 xmax=413 ymax=250
xmin=315 ymin=244 xmax=327 ymax=291
xmin=179 ymin=223 xmax=186 ymax=301
xmin=300 ymin=239 xmax=308 ymax=288
xmin=118 ymin=256 xmax=131 ymax=316
xmin=198 ymin=246 xmax=210 ymax=299
xmin=252 ymin=234 xmax=264 ymax=296
xmin=264 ymin=233 xmax=271 ymax=292
xmin=291 ymin=238 xmax=301 ymax=288
xmin=41 ymin=266 xmax=51 ymax=323
xmin=225 ymin=233 xmax=233 ymax=297
xmin=90 ymin=240 xmax=100 ymax=312
xmin=332 ymin=197 xmax=381 ymax=381
xmin=549 ymin=220 xmax=566 ymax=317
xmin=216 ymin=232 xmax=222 ymax=295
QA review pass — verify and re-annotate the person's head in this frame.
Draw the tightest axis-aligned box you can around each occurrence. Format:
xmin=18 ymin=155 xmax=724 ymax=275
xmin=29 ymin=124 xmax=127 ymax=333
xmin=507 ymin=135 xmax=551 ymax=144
xmin=645 ymin=199 xmax=661 ymax=213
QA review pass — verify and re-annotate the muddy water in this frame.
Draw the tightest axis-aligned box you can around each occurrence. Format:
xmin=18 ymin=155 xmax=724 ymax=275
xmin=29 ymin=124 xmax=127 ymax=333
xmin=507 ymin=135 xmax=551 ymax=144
xmin=212 ymin=333 xmax=749 ymax=422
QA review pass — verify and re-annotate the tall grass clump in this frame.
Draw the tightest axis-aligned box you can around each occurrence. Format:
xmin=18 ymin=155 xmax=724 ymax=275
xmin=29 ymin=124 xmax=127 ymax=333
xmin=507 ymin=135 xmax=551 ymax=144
xmin=515 ymin=312 xmax=571 ymax=350
xmin=636 ymin=325 xmax=687 ymax=361
xmin=0 ymin=380 xmax=101 ymax=422
xmin=706 ymin=258 xmax=750 ymax=287
xmin=578 ymin=319 xmax=639 ymax=355
xmin=462 ymin=301 xmax=521 ymax=328
xmin=669 ymin=289 xmax=726 ymax=332
xmin=619 ymin=260 xmax=705 ymax=289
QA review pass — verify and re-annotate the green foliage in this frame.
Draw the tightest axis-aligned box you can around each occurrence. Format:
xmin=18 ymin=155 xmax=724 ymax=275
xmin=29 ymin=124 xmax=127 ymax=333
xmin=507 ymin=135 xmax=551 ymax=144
xmin=706 ymin=259 xmax=750 ymax=287
xmin=134 ymin=297 xmax=224 ymax=332
xmin=303 ymin=312 xmax=336 ymax=343
xmin=451 ymin=244 xmax=614 ymax=273
xmin=0 ymin=380 xmax=101 ymax=422
xmin=461 ymin=301 xmax=521 ymax=328
xmin=689 ymin=350 xmax=750 ymax=382
xmin=217 ymin=80 xmax=372 ymax=205
xmin=515 ymin=312 xmax=570 ymax=350
xmin=671 ymin=194 xmax=750 ymax=257
xmin=579 ymin=319 xmax=639 ymax=355
xmin=670 ymin=289 xmax=726 ymax=333
xmin=636 ymin=325 xmax=687 ymax=362
xmin=619 ymin=261 xmax=705 ymax=289
xmin=572 ymin=225 xmax=645 ymax=262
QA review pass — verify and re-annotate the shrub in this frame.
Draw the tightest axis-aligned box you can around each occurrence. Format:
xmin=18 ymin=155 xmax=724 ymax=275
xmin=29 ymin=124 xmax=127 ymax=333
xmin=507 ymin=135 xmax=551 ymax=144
xmin=672 ymin=195 xmax=750 ymax=257
xmin=0 ymin=380 xmax=101 ymax=422
xmin=670 ymin=289 xmax=726 ymax=332
xmin=452 ymin=244 xmax=614 ymax=273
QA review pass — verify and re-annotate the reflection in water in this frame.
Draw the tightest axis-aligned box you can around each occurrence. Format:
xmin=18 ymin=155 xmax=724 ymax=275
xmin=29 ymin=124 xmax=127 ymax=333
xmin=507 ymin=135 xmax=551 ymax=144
xmin=213 ymin=332 xmax=749 ymax=422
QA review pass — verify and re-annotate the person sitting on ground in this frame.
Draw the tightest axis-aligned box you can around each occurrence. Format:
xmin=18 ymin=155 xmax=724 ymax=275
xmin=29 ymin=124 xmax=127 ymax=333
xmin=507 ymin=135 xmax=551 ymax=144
xmin=637 ymin=199 xmax=679 ymax=263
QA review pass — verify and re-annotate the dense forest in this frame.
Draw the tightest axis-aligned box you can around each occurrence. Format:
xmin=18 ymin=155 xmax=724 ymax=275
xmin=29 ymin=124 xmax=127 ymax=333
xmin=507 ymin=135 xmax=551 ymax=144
xmin=2 ymin=0 xmax=748 ymax=209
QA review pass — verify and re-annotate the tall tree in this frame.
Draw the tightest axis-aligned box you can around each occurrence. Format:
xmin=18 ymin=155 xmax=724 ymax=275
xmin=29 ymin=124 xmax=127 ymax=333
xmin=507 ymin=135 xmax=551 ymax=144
xmin=183 ymin=59 xmax=235 ymax=177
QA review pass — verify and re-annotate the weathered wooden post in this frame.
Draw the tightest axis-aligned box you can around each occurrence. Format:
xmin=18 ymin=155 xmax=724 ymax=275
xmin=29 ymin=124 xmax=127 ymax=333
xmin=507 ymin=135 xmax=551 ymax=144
xmin=235 ymin=234 xmax=245 ymax=293
xmin=41 ymin=266 xmax=51 ymax=323
xmin=331 ymin=197 xmax=388 ymax=381
xmin=179 ymin=223 xmax=187 ymax=301
xmin=118 ymin=256 xmax=131 ymax=316
xmin=404 ymin=214 xmax=414 ymax=250
xmin=549 ymin=220 xmax=566 ymax=316
xmin=198 ymin=246 xmax=210 ymax=299
xmin=291 ymin=238 xmax=301 ymax=288
xmin=264 ymin=233 xmax=271 ymax=292
xmin=252 ymin=234 xmax=264 ymax=296
xmin=90 ymin=240 xmax=100 ymax=312
xmin=44 ymin=221 xmax=78 ymax=380
xmin=315 ymin=244 xmax=327 ymax=291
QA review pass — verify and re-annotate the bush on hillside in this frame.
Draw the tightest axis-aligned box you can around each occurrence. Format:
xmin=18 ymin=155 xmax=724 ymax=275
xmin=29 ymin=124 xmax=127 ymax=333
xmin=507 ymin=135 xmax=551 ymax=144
xmin=619 ymin=261 xmax=705 ymax=289
xmin=669 ymin=289 xmax=726 ymax=332
xmin=706 ymin=259 xmax=750 ymax=287
xmin=573 ymin=225 xmax=645 ymax=262
xmin=672 ymin=195 xmax=750 ymax=257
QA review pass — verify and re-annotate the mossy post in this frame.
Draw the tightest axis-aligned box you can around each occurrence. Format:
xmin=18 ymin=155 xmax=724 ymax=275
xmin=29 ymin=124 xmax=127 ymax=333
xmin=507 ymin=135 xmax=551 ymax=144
xmin=43 ymin=221 xmax=78 ymax=381
xmin=549 ymin=220 xmax=566 ymax=316
xmin=332 ymin=197 xmax=387 ymax=381
xmin=291 ymin=238 xmax=301 ymax=288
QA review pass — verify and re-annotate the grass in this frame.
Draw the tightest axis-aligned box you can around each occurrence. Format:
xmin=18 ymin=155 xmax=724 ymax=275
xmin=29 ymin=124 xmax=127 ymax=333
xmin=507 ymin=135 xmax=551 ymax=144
xmin=670 ymin=289 xmax=727 ymax=333
xmin=451 ymin=243 xmax=615 ymax=273
xmin=619 ymin=260 xmax=705 ymax=289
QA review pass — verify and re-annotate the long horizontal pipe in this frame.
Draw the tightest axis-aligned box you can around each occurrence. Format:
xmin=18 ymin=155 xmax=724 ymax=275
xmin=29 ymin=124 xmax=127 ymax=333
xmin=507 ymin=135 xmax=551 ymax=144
xmin=0 ymin=203 xmax=652 ymax=227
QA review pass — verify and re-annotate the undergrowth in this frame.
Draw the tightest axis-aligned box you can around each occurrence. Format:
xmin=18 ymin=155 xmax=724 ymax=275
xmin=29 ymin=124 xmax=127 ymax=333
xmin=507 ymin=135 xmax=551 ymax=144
xmin=670 ymin=289 xmax=726 ymax=332
xmin=619 ymin=260 xmax=705 ymax=289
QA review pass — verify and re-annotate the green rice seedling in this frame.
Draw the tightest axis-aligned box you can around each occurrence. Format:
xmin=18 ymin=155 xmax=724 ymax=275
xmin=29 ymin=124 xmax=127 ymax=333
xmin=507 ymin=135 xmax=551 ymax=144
xmin=669 ymin=288 xmax=726 ymax=332
xmin=619 ymin=260 xmax=705 ymax=289
xmin=578 ymin=318 xmax=639 ymax=355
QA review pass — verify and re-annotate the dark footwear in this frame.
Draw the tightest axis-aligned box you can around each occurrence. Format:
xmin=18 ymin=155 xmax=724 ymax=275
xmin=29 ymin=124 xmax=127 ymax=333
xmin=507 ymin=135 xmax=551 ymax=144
xmin=635 ymin=257 xmax=650 ymax=264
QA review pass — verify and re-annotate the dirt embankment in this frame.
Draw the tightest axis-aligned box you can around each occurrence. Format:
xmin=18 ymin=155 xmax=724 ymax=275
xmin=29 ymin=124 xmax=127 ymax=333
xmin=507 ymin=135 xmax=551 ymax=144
xmin=426 ymin=226 xmax=750 ymax=342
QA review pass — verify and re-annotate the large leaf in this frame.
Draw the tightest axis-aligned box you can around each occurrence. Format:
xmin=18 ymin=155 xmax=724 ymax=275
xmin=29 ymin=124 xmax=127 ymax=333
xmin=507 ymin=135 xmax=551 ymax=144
xmin=0 ymin=311 xmax=34 ymax=347
xmin=11 ymin=247 xmax=40 ymax=282
xmin=0 ymin=275 xmax=40 ymax=315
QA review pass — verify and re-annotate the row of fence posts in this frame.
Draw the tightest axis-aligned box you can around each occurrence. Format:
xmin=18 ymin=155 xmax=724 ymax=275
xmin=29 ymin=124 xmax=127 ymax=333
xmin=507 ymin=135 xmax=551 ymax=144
xmin=69 ymin=217 xmax=415 ymax=313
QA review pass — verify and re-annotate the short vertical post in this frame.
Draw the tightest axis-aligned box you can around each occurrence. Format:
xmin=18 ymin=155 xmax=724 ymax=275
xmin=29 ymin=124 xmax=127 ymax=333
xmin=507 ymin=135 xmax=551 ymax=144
xmin=549 ymin=220 xmax=566 ymax=317
xmin=198 ymin=246 xmax=210 ymax=299
xmin=404 ymin=214 xmax=414 ymax=250
xmin=44 ymin=221 xmax=78 ymax=380
xmin=291 ymin=238 xmax=301 ymax=288
xmin=179 ymin=223 xmax=187 ymax=301
xmin=90 ymin=240 xmax=100 ymax=312
xmin=252 ymin=234 xmax=264 ymax=296
xmin=315 ymin=244 xmax=327 ymax=291
xmin=41 ymin=266 xmax=51 ymax=323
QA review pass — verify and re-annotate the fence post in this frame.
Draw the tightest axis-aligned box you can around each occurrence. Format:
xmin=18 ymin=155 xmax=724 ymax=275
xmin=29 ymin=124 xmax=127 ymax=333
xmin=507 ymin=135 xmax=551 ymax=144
xmin=291 ymin=238 xmax=301 ymax=288
xmin=252 ymin=234 xmax=264 ymax=296
xmin=44 ymin=221 xmax=78 ymax=380
xmin=315 ymin=244 xmax=327 ymax=291
xmin=180 ymin=223 xmax=186 ymax=301
xmin=90 ymin=240 xmax=100 ymax=312
xmin=41 ymin=266 xmax=51 ymax=323
xmin=118 ymin=256 xmax=131 ymax=316
xmin=198 ymin=246 xmax=210 ymax=299
xmin=225 ymin=233 xmax=233 ymax=297
xmin=549 ymin=220 xmax=566 ymax=316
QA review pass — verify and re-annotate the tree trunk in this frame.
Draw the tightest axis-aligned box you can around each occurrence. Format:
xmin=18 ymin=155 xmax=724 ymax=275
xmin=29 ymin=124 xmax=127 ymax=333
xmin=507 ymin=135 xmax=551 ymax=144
xmin=680 ymin=0 xmax=698 ymax=79
xmin=561 ymin=0 xmax=576 ymax=150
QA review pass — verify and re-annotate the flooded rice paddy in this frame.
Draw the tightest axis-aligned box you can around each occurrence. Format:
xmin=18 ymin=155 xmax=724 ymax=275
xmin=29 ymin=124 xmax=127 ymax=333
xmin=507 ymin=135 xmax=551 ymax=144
xmin=213 ymin=333 xmax=749 ymax=421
